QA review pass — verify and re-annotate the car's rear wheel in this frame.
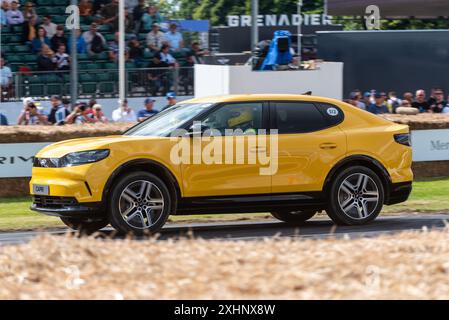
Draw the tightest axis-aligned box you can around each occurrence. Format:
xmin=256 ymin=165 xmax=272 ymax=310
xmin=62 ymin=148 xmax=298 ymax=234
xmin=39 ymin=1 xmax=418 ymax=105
xmin=108 ymin=171 xmax=172 ymax=236
xmin=271 ymin=210 xmax=317 ymax=224
xmin=60 ymin=217 xmax=109 ymax=235
xmin=326 ymin=166 xmax=384 ymax=225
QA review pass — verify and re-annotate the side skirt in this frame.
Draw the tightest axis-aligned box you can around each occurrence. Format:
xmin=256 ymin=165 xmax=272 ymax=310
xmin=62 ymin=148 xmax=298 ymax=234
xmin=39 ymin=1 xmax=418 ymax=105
xmin=175 ymin=192 xmax=326 ymax=215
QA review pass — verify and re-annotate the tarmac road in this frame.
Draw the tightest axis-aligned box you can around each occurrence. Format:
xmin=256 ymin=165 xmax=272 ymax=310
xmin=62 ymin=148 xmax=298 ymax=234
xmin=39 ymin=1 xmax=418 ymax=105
xmin=0 ymin=214 xmax=448 ymax=246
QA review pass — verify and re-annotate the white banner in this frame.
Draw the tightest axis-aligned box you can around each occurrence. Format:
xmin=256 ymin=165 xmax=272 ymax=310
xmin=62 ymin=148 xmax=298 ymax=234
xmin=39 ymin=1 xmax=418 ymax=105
xmin=411 ymin=129 xmax=449 ymax=162
xmin=0 ymin=129 xmax=448 ymax=178
xmin=0 ymin=143 xmax=51 ymax=178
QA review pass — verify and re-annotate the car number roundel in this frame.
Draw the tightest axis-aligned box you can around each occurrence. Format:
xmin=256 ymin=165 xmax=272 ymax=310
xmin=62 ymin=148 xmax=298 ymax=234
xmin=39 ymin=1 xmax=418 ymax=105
xmin=326 ymin=107 xmax=339 ymax=116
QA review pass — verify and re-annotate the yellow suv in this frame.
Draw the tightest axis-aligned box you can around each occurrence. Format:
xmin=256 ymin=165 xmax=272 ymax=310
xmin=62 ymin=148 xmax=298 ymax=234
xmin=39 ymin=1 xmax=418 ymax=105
xmin=30 ymin=94 xmax=413 ymax=234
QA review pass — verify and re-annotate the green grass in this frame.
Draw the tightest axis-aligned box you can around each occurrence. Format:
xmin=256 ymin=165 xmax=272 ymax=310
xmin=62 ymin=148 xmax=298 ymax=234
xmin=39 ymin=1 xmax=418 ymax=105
xmin=0 ymin=178 xmax=448 ymax=231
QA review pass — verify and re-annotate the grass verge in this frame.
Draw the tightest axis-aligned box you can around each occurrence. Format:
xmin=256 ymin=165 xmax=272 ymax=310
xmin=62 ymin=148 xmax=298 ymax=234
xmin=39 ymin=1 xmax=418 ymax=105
xmin=0 ymin=178 xmax=448 ymax=231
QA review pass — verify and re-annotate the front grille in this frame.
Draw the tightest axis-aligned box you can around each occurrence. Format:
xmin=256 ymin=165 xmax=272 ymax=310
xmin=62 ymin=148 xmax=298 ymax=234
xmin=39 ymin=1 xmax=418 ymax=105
xmin=33 ymin=196 xmax=78 ymax=209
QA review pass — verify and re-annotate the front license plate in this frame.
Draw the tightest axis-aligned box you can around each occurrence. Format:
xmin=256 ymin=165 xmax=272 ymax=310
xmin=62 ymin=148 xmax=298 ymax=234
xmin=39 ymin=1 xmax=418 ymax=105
xmin=33 ymin=184 xmax=49 ymax=195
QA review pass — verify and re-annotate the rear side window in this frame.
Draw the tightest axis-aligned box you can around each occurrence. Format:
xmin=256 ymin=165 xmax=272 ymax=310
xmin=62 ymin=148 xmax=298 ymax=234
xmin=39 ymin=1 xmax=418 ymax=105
xmin=274 ymin=102 xmax=328 ymax=134
xmin=316 ymin=103 xmax=345 ymax=126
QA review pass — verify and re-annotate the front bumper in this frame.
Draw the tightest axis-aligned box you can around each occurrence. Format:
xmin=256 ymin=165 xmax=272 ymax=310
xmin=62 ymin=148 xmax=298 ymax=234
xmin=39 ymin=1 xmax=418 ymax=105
xmin=31 ymin=196 xmax=105 ymax=218
xmin=385 ymin=181 xmax=412 ymax=205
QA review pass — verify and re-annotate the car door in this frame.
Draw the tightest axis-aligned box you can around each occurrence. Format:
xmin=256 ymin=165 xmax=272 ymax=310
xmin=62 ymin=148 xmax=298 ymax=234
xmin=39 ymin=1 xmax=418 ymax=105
xmin=270 ymin=101 xmax=347 ymax=193
xmin=180 ymin=102 xmax=272 ymax=197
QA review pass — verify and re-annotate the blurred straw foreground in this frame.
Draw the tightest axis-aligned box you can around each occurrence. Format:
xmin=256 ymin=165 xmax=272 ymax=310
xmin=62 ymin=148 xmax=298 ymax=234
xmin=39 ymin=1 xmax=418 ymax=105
xmin=1 ymin=230 xmax=449 ymax=299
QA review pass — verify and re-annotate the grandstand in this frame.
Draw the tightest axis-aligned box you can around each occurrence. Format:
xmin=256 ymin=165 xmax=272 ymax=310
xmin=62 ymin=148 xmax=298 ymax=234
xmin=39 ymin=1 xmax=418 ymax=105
xmin=0 ymin=0 xmax=195 ymax=100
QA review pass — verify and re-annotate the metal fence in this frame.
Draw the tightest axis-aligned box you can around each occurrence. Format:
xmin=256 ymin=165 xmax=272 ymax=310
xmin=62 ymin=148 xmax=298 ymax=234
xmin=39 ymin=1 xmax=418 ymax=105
xmin=4 ymin=66 xmax=195 ymax=101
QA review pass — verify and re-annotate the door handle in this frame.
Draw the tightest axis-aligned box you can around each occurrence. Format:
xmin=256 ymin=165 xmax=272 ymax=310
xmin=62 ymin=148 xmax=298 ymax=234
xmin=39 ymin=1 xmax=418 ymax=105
xmin=320 ymin=143 xmax=337 ymax=150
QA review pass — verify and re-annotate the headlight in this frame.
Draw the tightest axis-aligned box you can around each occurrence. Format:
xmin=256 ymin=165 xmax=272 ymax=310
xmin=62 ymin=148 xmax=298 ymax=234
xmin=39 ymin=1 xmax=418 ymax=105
xmin=34 ymin=150 xmax=110 ymax=168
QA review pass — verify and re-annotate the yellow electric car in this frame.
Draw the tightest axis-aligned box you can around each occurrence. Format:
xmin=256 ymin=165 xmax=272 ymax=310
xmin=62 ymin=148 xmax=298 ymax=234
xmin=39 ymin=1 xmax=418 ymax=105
xmin=30 ymin=94 xmax=413 ymax=234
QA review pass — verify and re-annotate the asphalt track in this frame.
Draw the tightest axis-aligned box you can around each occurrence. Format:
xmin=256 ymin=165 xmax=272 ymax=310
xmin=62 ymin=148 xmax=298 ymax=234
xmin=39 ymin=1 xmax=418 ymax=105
xmin=0 ymin=214 xmax=448 ymax=246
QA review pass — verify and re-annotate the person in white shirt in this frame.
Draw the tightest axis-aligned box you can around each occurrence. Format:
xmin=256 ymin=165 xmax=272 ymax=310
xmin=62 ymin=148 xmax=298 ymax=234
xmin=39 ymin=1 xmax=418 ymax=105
xmin=42 ymin=15 xmax=57 ymax=38
xmin=112 ymin=100 xmax=137 ymax=122
xmin=6 ymin=1 xmax=24 ymax=25
xmin=52 ymin=44 xmax=70 ymax=70
xmin=146 ymin=23 xmax=165 ymax=52
xmin=158 ymin=44 xmax=177 ymax=66
xmin=164 ymin=23 xmax=183 ymax=51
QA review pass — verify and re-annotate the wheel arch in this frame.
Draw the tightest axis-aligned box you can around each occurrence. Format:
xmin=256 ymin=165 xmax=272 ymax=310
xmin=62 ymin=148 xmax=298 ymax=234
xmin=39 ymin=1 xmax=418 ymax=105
xmin=323 ymin=155 xmax=391 ymax=200
xmin=102 ymin=159 xmax=182 ymax=209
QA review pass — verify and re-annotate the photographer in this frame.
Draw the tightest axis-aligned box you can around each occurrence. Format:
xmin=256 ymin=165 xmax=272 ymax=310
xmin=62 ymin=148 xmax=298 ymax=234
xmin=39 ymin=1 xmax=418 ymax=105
xmin=65 ymin=102 xmax=96 ymax=124
xmin=17 ymin=100 xmax=48 ymax=125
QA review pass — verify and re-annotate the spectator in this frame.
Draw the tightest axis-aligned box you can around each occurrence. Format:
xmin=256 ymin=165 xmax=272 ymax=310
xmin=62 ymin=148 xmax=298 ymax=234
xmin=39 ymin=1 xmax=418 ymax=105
xmin=23 ymin=15 xmax=38 ymax=43
xmin=82 ymin=22 xmax=106 ymax=55
xmin=0 ymin=112 xmax=7 ymax=125
xmin=132 ymin=0 xmax=145 ymax=33
xmin=50 ymin=25 xmax=68 ymax=51
xmin=402 ymin=92 xmax=414 ymax=104
xmin=387 ymin=91 xmax=401 ymax=113
xmin=108 ymin=32 xmax=128 ymax=62
xmin=67 ymin=29 xmax=87 ymax=54
xmin=411 ymin=89 xmax=430 ymax=113
xmin=348 ymin=91 xmax=365 ymax=110
xmin=17 ymin=100 xmax=48 ymax=125
xmin=147 ymin=52 xmax=169 ymax=95
xmin=31 ymin=27 xmax=51 ymax=54
xmin=124 ymin=9 xmax=134 ymax=33
xmin=79 ymin=0 xmax=93 ymax=17
xmin=0 ymin=7 xmax=6 ymax=27
xmin=65 ymin=102 xmax=96 ymax=124
xmin=165 ymin=23 xmax=183 ymax=51
xmin=367 ymin=92 xmax=390 ymax=114
xmin=101 ymin=0 xmax=119 ymax=31
xmin=47 ymin=95 xmax=69 ymax=125
xmin=146 ymin=23 xmax=165 ymax=52
xmin=137 ymin=98 xmax=158 ymax=122
xmin=92 ymin=104 xmax=108 ymax=123
xmin=125 ymin=0 xmax=138 ymax=11
xmin=52 ymin=44 xmax=70 ymax=71
xmin=160 ymin=92 xmax=177 ymax=111
xmin=112 ymin=99 xmax=137 ymax=122
xmin=362 ymin=91 xmax=372 ymax=107
xmin=22 ymin=1 xmax=36 ymax=21
xmin=0 ymin=57 xmax=12 ymax=95
xmin=187 ymin=42 xmax=207 ymax=65
xmin=429 ymin=89 xmax=446 ymax=113
xmin=400 ymin=100 xmax=412 ymax=108
xmin=42 ymin=15 xmax=57 ymax=38
xmin=37 ymin=44 xmax=55 ymax=71
xmin=127 ymin=34 xmax=144 ymax=66
xmin=158 ymin=44 xmax=177 ymax=66
xmin=6 ymin=1 xmax=24 ymax=25
xmin=142 ymin=4 xmax=162 ymax=31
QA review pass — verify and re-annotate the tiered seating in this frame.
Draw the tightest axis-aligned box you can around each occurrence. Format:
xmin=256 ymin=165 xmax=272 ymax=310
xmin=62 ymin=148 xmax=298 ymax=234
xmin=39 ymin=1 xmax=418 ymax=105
xmin=1 ymin=0 xmax=192 ymax=98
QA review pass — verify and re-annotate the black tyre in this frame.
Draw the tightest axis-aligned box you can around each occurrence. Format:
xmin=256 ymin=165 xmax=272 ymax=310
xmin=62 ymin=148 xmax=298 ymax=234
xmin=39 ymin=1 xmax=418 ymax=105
xmin=326 ymin=166 xmax=384 ymax=225
xmin=271 ymin=210 xmax=317 ymax=224
xmin=108 ymin=171 xmax=173 ymax=235
xmin=60 ymin=217 xmax=109 ymax=235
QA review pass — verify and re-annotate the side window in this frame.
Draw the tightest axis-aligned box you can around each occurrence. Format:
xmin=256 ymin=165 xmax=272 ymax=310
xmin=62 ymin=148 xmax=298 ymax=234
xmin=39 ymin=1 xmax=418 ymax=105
xmin=201 ymin=103 xmax=264 ymax=135
xmin=316 ymin=103 xmax=345 ymax=126
xmin=274 ymin=102 xmax=328 ymax=134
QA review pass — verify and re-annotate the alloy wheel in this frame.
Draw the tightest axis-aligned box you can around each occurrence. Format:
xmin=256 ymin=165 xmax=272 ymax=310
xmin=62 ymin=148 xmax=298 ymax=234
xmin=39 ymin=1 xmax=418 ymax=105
xmin=337 ymin=173 xmax=380 ymax=219
xmin=119 ymin=180 xmax=165 ymax=229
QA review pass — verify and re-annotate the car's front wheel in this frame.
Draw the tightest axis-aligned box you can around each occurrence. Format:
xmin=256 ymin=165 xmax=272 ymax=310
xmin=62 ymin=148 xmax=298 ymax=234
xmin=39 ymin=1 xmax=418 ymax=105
xmin=60 ymin=217 xmax=109 ymax=235
xmin=271 ymin=210 xmax=317 ymax=224
xmin=326 ymin=166 xmax=384 ymax=225
xmin=108 ymin=171 xmax=172 ymax=235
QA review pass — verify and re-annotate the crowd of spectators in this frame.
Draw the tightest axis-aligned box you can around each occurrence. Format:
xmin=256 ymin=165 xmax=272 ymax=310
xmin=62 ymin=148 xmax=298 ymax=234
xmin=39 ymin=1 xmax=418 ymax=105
xmin=347 ymin=88 xmax=449 ymax=115
xmin=0 ymin=0 xmax=208 ymax=98
xmin=0 ymin=92 xmax=177 ymax=125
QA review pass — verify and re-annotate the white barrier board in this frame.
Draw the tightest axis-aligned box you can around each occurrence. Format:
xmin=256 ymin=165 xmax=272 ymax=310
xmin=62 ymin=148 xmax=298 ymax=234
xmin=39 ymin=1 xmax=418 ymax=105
xmin=411 ymin=129 xmax=449 ymax=162
xmin=0 ymin=143 xmax=51 ymax=178
xmin=0 ymin=129 xmax=448 ymax=178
